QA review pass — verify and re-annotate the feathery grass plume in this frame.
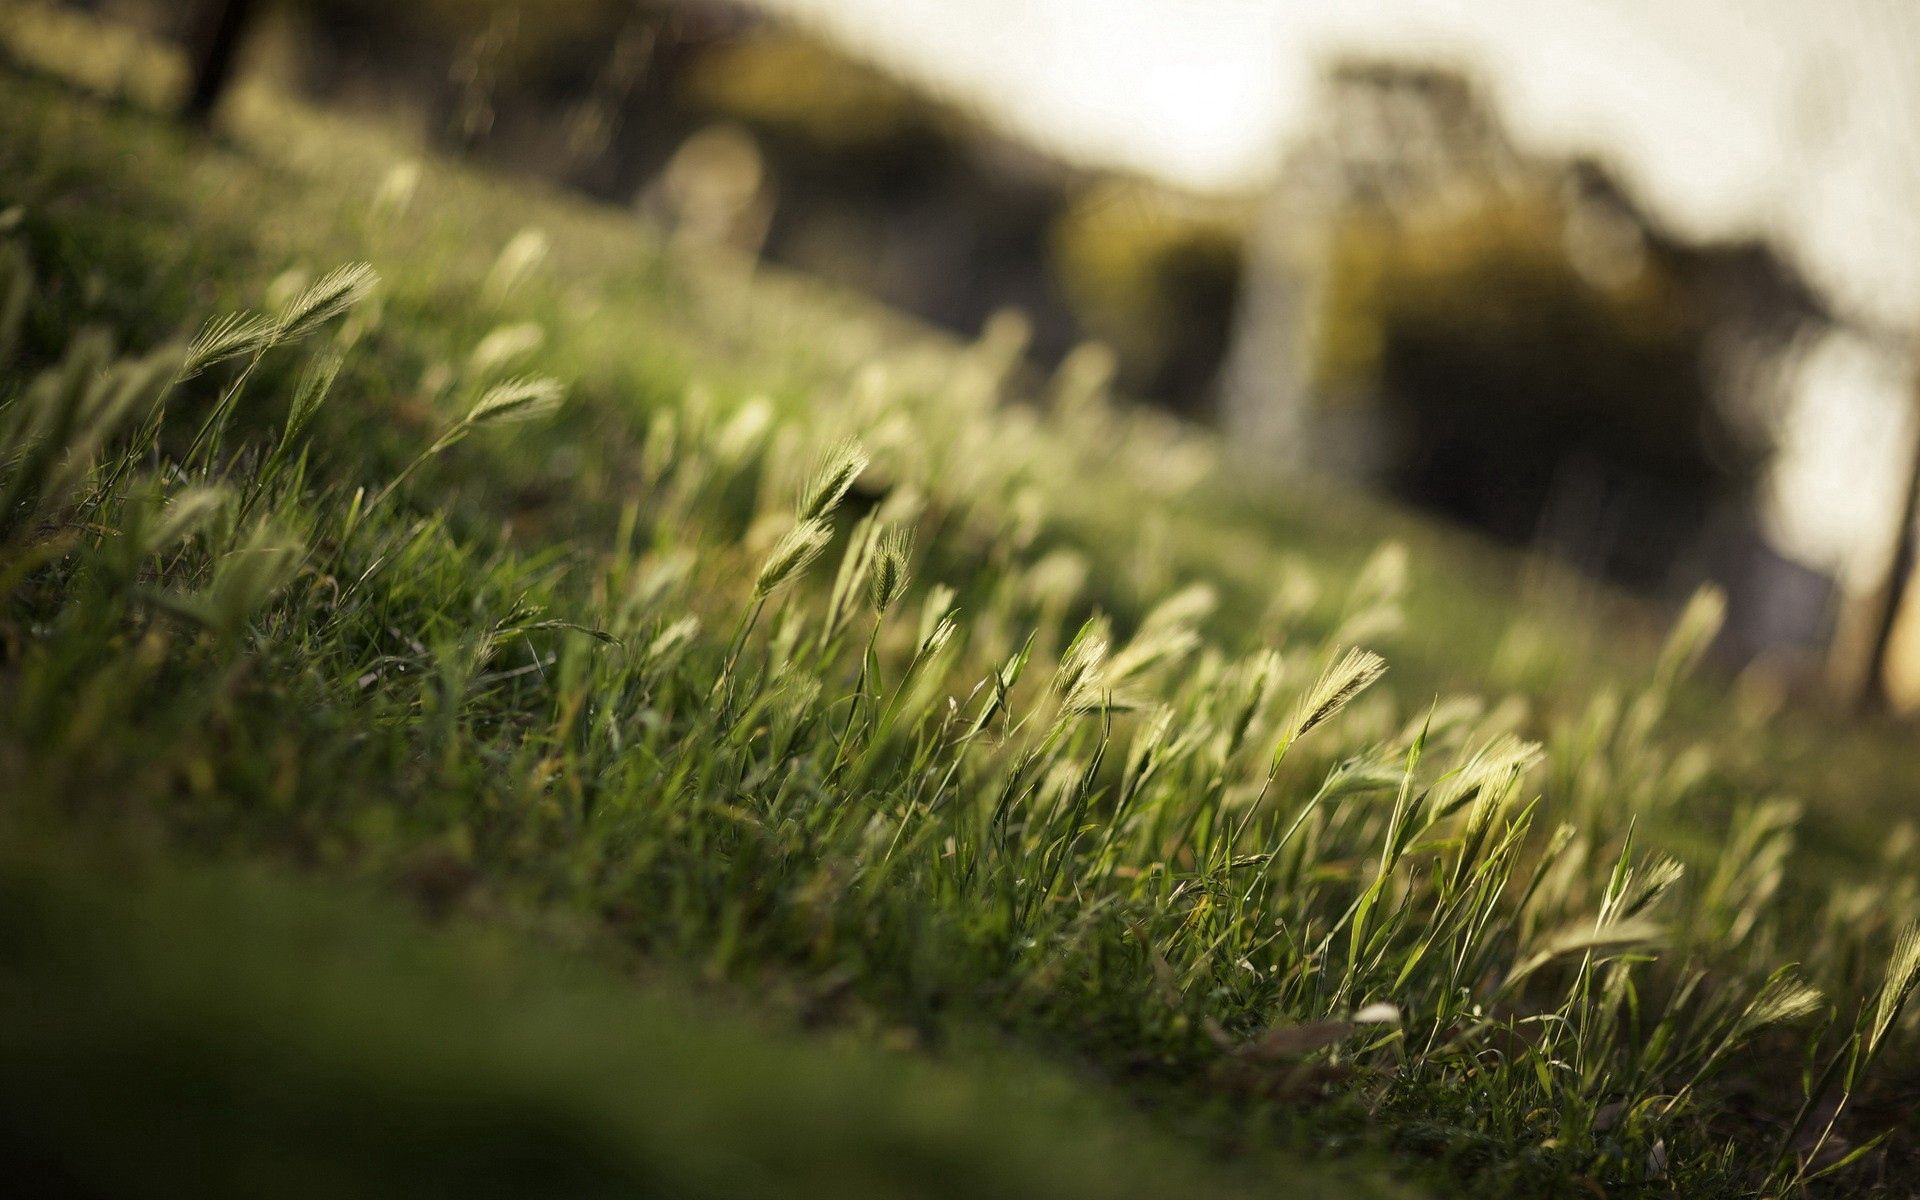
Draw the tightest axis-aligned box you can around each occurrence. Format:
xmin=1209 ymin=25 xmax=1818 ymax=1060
xmin=1430 ymin=732 xmax=1543 ymax=821
xmin=1350 ymin=541 xmax=1409 ymax=608
xmin=1024 ymin=549 xmax=1089 ymax=612
xmin=1122 ymin=704 xmax=1178 ymax=789
xmin=1138 ymin=581 xmax=1218 ymax=634
xmin=916 ymin=608 xmax=958 ymax=661
xmin=147 ymin=519 xmax=304 ymax=635
xmin=816 ymin=514 xmax=883 ymax=649
xmin=466 ymin=322 xmax=545 ymax=379
xmin=180 ymin=310 xmax=278 ymax=381
xmin=715 ymin=399 xmax=775 ymax=466
xmin=1654 ymin=584 xmax=1727 ymax=692
xmin=4 ymin=329 xmax=107 ymax=466
xmin=1277 ymin=647 xmax=1387 ymax=749
xmin=465 ymin=375 xmax=565 ymax=427
xmin=1214 ymin=649 xmax=1281 ymax=754
xmin=1050 ymin=341 xmax=1116 ymax=422
xmin=1774 ymin=925 xmax=1920 ymax=1188
xmin=798 ymin=438 xmax=869 ymax=522
xmin=1330 ymin=542 xmax=1409 ymax=646
xmin=484 ymin=228 xmax=549 ymax=301
xmin=206 ymin=521 xmax=303 ymax=630
xmin=370 ymin=376 xmax=563 ymax=511
xmin=1265 ymin=558 xmax=1321 ymax=630
xmin=642 ymin=615 xmax=700 ymax=666
xmin=75 ymin=343 xmax=182 ymax=450
xmin=2 ymin=340 xmax=182 ymax=544
xmin=916 ymin=584 xmax=957 ymax=650
xmin=179 ymin=265 xmax=375 ymax=475
xmin=1735 ymin=971 xmax=1825 ymax=1041
xmin=1504 ymin=915 xmax=1664 ymax=990
xmin=287 ymin=349 xmax=343 ymax=437
xmin=275 ymin=262 xmax=378 ymax=343
xmin=1051 ymin=615 xmax=1116 ymax=716
xmin=1867 ymin=923 xmax=1920 ymax=1056
xmin=754 ymin=518 xmax=832 ymax=598
xmin=369 ymin=160 xmax=422 ymax=222
xmin=1621 ymin=855 xmax=1688 ymax=920
xmin=146 ymin=485 xmax=228 ymax=553
xmin=1107 ymin=582 xmax=1214 ymax=682
xmin=242 ymin=349 xmax=344 ymax=526
xmin=640 ymin=406 xmax=678 ymax=485
xmin=1317 ymin=756 xmax=1413 ymax=803
xmin=868 ymin=527 xmax=913 ymax=614
xmin=98 ymin=480 xmax=226 ymax=583
xmin=1699 ymin=797 xmax=1800 ymax=944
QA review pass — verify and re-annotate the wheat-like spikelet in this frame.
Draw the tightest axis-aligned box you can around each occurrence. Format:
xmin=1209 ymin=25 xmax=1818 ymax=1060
xmin=798 ymin=438 xmax=870 ymax=522
xmin=754 ymin=519 xmax=832 ymax=598
xmin=1868 ymin=923 xmax=1920 ymax=1055
xmin=868 ymin=527 xmax=913 ymax=614
xmin=276 ymin=262 xmax=378 ymax=342
xmin=1279 ymin=647 xmax=1387 ymax=747
xmin=466 ymin=376 xmax=565 ymax=427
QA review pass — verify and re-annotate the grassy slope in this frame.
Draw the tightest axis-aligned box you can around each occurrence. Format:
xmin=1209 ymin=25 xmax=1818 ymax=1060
xmin=9 ymin=7 xmax=1912 ymax=876
xmin=0 ymin=28 xmax=1396 ymax=1196
xmin=2 ymin=8 xmax=1918 ymax=1197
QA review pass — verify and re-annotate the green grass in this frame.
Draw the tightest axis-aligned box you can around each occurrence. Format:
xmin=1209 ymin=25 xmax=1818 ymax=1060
xmin=5 ymin=827 xmax=1403 ymax=1200
xmin=3 ymin=7 xmax=1919 ymax=1197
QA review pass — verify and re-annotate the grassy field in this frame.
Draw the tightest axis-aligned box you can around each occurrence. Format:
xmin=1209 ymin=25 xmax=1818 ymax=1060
xmin=3 ymin=8 xmax=1919 ymax=1197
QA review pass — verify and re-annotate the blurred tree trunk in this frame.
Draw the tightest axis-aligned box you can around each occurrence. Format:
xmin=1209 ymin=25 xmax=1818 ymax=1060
xmin=181 ymin=0 xmax=259 ymax=125
xmin=1859 ymin=367 xmax=1920 ymax=710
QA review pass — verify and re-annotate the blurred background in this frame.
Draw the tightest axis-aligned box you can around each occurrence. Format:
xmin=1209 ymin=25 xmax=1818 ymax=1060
xmin=56 ymin=0 xmax=1920 ymax=712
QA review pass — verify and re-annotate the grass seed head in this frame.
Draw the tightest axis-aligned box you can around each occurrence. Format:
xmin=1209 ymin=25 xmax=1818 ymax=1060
xmin=1053 ymin=616 xmax=1114 ymax=714
xmin=868 ymin=527 xmax=913 ymax=614
xmin=466 ymin=376 xmax=564 ymax=427
xmin=1282 ymin=647 xmax=1387 ymax=747
xmin=484 ymin=228 xmax=549 ymax=300
xmin=467 ymin=322 xmax=545 ymax=378
xmin=754 ymin=518 xmax=832 ymax=597
xmin=916 ymin=608 xmax=958 ymax=661
xmin=1737 ymin=973 xmax=1824 ymax=1040
xmin=182 ymin=310 xmax=278 ymax=380
xmin=275 ymin=261 xmax=378 ymax=342
xmin=1656 ymin=584 xmax=1727 ymax=690
xmin=1869 ymin=923 xmax=1920 ymax=1055
xmin=798 ymin=438 xmax=869 ymax=522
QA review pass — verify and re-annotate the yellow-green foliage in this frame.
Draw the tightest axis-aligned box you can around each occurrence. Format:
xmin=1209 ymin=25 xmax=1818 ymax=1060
xmin=1313 ymin=190 xmax=1758 ymax=561
xmin=688 ymin=31 xmax=935 ymax=153
xmin=1317 ymin=193 xmax=1702 ymax=398
xmin=1051 ymin=181 xmax=1245 ymax=401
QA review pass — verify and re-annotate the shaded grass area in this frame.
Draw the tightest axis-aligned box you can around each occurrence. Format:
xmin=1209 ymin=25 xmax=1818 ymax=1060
xmin=2 ymin=829 xmax=1362 ymax=1200
xmin=2 ymin=9 xmax=1919 ymax=1198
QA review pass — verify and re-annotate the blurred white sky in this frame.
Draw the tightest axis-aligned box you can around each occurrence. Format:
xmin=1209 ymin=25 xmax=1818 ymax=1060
xmin=759 ymin=0 xmax=1920 ymax=333
xmin=759 ymin=0 xmax=1920 ymax=581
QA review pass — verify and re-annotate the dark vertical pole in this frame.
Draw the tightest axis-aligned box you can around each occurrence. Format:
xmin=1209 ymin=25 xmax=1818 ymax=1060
xmin=1860 ymin=366 xmax=1920 ymax=710
xmin=181 ymin=0 xmax=259 ymax=126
